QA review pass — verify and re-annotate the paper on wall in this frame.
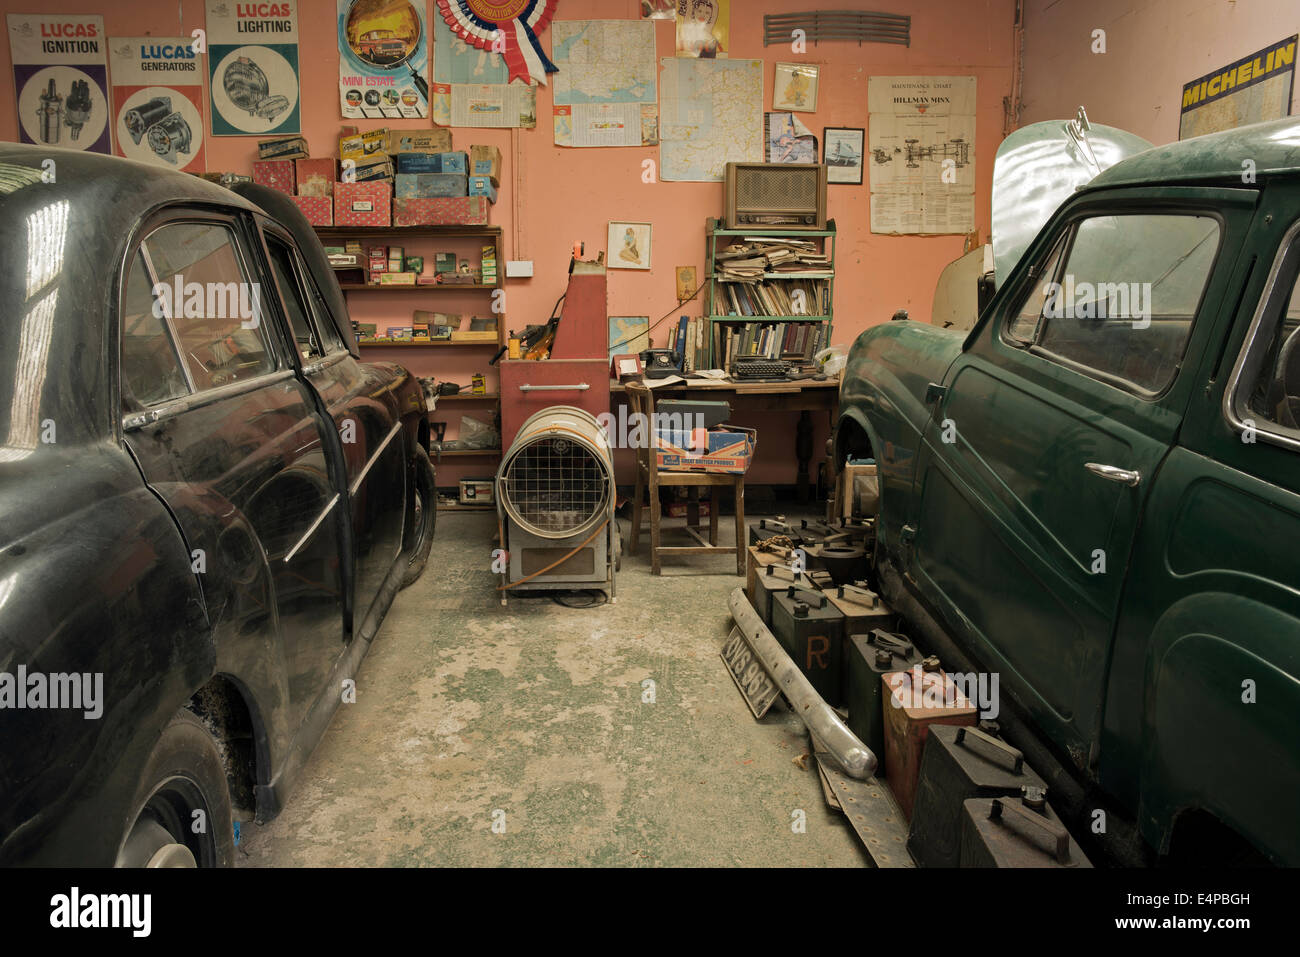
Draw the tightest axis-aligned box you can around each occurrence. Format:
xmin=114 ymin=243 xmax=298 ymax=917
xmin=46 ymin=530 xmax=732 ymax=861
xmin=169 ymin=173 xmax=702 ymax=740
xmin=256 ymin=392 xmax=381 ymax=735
xmin=109 ymin=37 xmax=206 ymax=171
xmin=7 ymin=14 xmax=112 ymax=153
xmin=868 ymin=75 xmax=976 ymax=235
xmin=660 ymin=57 xmax=764 ymax=181
xmin=205 ymin=0 xmax=301 ymax=136
xmin=431 ymin=14 xmax=535 ymax=129
xmin=552 ymin=20 xmax=658 ymax=147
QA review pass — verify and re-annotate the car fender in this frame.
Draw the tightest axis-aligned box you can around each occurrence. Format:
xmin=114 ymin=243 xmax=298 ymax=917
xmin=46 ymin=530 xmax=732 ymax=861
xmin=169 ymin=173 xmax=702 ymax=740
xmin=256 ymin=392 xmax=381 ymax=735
xmin=1139 ymin=592 xmax=1300 ymax=865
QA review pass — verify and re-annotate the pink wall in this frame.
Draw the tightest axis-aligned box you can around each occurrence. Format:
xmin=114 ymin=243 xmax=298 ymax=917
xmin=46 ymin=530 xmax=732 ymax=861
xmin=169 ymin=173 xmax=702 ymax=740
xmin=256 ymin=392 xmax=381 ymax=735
xmin=0 ymin=0 xmax=1015 ymax=489
xmin=1021 ymin=0 xmax=1300 ymax=144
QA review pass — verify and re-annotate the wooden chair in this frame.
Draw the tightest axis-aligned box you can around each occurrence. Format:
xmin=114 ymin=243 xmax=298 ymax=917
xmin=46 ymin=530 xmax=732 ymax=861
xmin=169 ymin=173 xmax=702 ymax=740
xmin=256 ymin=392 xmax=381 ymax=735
xmin=624 ymin=381 xmax=746 ymax=575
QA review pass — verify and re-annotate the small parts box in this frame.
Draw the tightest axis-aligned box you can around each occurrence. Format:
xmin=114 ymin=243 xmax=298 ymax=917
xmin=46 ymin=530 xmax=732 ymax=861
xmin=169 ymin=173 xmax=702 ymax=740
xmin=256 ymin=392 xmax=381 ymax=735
xmin=459 ymin=478 xmax=494 ymax=505
xmin=252 ymin=160 xmax=295 ymax=194
xmin=393 ymin=196 xmax=490 ymax=227
xmin=295 ymin=158 xmax=337 ymax=197
xmin=334 ymin=182 xmax=391 ymax=227
xmin=289 ymin=195 xmax=333 ymax=226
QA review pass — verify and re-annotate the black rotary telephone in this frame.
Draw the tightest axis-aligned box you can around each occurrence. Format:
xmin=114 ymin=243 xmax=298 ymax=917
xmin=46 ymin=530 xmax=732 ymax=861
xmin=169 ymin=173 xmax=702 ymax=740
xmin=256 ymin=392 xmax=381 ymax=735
xmin=640 ymin=349 xmax=682 ymax=378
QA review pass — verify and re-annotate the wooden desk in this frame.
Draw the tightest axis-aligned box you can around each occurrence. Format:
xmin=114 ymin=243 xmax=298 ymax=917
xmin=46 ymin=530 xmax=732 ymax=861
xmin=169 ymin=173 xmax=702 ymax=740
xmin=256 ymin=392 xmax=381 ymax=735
xmin=610 ymin=377 xmax=840 ymax=500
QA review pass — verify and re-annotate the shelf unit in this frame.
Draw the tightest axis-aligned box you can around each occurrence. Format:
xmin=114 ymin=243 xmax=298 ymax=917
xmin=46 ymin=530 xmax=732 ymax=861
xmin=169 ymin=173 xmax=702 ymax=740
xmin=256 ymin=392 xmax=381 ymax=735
xmin=705 ymin=218 xmax=837 ymax=368
xmin=315 ymin=224 xmax=506 ymax=501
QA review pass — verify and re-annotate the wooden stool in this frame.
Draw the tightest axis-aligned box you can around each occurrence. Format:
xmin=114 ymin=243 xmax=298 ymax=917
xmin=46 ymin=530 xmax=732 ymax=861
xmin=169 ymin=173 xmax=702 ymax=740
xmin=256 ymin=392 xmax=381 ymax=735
xmin=625 ymin=381 xmax=746 ymax=576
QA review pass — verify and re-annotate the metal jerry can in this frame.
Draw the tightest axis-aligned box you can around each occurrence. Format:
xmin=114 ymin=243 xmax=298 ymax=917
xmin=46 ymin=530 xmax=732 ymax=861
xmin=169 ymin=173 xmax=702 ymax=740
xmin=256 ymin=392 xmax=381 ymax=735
xmin=882 ymin=663 xmax=977 ymax=819
xmin=750 ymin=563 xmax=813 ymax=626
xmin=959 ymin=792 xmax=1093 ymax=868
xmin=907 ymin=725 xmax=1048 ymax=868
xmin=826 ymin=582 xmax=898 ymax=636
xmin=770 ymin=587 xmax=845 ymax=706
xmin=844 ymin=630 xmax=921 ymax=766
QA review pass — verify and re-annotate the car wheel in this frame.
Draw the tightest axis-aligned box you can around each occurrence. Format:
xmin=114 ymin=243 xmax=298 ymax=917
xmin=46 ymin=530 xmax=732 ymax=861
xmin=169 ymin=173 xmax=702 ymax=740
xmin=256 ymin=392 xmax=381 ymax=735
xmin=115 ymin=710 xmax=235 ymax=868
xmin=400 ymin=449 xmax=436 ymax=589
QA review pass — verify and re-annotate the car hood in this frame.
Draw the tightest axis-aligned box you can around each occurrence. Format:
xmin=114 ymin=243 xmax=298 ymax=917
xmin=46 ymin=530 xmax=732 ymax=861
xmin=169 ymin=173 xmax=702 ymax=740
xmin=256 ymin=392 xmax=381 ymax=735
xmin=990 ymin=114 xmax=1153 ymax=287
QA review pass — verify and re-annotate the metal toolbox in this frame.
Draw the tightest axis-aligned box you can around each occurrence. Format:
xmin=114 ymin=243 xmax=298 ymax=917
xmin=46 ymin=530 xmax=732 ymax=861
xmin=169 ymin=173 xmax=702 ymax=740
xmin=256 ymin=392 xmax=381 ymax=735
xmin=959 ymin=794 xmax=1092 ymax=868
xmin=844 ymin=630 xmax=921 ymax=766
xmin=907 ymin=725 xmax=1048 ymax=867
xmin=882 ymin=666 xmax=977 ymax=818
xmin=770 ymin=587 xmax=845 ymax=706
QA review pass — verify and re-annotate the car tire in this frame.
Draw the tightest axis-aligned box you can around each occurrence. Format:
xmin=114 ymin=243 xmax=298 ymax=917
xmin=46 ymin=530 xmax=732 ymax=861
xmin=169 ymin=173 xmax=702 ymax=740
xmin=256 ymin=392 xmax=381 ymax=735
xmin=400 ymin=448 xmax=436 ymax=589
xmin=116 ymin=710 xmax=235 ymax=868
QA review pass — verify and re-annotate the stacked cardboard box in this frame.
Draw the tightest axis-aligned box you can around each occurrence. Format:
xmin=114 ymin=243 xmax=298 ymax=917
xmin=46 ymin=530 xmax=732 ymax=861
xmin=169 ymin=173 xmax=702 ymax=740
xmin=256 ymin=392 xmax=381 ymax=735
xmin=334 ymin=182 xmax=391 ymax=227
xmin=257 ymin=135 xmax=309 ymax=160
xmin=252 ymin=160 xmax=295 ymax=194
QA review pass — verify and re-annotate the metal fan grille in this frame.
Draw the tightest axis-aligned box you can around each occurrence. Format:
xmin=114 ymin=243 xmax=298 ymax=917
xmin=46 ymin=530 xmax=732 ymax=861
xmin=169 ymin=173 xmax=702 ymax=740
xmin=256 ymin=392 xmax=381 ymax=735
xmin=503 ymin=436 xmax=609 ymax=537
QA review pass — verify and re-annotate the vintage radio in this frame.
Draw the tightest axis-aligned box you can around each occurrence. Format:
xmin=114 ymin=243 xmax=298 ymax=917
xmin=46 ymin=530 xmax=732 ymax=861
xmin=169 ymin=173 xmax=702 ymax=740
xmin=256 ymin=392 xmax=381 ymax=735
xmin=724 ymin=162 xmax=828 ymax=230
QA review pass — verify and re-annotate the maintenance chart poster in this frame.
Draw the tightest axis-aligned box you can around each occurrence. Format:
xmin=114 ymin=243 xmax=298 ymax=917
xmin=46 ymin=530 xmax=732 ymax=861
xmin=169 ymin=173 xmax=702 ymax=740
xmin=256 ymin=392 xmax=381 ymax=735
xmin=337 ymin=0 xmax=429 ymax=120
xmin=868 ymin=75 xmax=976 ymax=235
xmin=1179 ymin=35 xmax=1296 ymax=140
xmin=206 ymin=0 xmax=301 ymax=136
xmin=6 ymin=14 xmax=111 ymax=154
xmin=110 ymin=37 xmax=206 ymax=173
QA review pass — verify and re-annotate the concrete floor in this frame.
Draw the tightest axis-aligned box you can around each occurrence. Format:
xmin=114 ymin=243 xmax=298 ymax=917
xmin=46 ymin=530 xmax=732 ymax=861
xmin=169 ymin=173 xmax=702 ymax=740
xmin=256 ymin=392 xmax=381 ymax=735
xmin=238 ymin=511 xmax=869 ymax=867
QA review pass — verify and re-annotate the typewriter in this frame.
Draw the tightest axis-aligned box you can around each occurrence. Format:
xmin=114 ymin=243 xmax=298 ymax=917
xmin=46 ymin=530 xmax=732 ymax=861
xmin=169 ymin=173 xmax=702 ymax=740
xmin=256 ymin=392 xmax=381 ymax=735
xmin=731 ymin=357 xmax=793 ymax=381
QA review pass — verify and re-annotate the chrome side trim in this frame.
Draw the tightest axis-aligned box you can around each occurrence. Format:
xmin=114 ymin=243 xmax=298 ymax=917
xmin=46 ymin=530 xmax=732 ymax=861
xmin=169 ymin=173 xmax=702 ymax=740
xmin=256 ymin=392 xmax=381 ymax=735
xmin=123 ymin=369 xmax=297 ymax=431
xmin=349 ymin=421 xmax=403 ymax=496
xmin=302 ymin=351 xmax=348 ymax=377
xmin=1222 ymin=218 xmax=1300 ymax=454
xmin=284 ymin=493 xmax=340 ymax=563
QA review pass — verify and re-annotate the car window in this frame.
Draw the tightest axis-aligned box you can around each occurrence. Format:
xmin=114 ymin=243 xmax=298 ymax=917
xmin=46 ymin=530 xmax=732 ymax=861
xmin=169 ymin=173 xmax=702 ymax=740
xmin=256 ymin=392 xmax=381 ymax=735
xmin=1007 ymin=213 xmax=1220 ymax=395
xmin=142 ymin=222 xmax=275 ymax=391
xmin=268 ymin=234 xmax=347 ymax=357
xmin=1243 ymin=234 xmax=1300 ymax=435
xmin=266 ymin=236 xmax=323 ymax=361
xmin=121 ymin=250 xmax=189 ymax=407
xmin=1004 ymin=233 xmax=1067 ymax=344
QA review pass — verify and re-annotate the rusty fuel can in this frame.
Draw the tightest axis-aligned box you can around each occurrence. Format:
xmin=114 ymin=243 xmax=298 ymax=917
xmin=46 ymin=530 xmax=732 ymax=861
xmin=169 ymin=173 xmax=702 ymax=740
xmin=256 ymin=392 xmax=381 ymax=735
xmin=770 ymin=587 xmax=845 ymax=706
xmin=882 ymin=664 xmax=977 ymax=819
xmin=958 ymin=791 xmax=1092 ymax=868
xmin=907 ymin=725 xmax=1048 ymax=867
xmin=844 ymin=630 xmax=922 ymax=768
xmin=826 ymin=582 xmax=898 ymax=636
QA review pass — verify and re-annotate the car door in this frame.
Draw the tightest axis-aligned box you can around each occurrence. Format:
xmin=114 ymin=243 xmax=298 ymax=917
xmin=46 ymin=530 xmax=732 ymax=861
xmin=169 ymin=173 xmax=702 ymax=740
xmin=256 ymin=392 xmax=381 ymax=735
xmin=256 ymin=224 xmax=408 ymax=632
xmin=120 ymin=211 xmax=349 ymax=732
xmin=907 ymin=186 xmax=1257 ymax=767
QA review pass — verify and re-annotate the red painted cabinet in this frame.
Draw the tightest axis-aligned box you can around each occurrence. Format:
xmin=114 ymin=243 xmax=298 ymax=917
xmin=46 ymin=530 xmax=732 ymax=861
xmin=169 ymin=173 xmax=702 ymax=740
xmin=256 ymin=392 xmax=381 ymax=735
xmin=499 ymin=358 xmax=610 ymax=452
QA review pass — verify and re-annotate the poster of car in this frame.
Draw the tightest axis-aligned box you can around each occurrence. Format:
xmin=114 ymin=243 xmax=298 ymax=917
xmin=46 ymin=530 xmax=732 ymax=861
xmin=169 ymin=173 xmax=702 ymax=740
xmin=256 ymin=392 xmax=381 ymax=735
xmin=109 ymin=37 xmax=206 ymax=172
xmin=338 ymin=0 xmax=429 ymax=120
xmin=205 ymin=0 xmax=301 ymax=136
xmin=6 ymin=14 xmax=112 ymax=154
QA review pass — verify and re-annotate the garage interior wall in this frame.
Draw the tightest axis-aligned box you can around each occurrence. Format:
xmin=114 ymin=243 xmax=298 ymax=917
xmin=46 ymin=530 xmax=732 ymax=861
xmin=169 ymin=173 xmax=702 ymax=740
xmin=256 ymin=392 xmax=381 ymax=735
xmin=1021 ymin=0 xmax=1300 ymax=144
xmin=0 ymin=0 xmax=1015 ymax=486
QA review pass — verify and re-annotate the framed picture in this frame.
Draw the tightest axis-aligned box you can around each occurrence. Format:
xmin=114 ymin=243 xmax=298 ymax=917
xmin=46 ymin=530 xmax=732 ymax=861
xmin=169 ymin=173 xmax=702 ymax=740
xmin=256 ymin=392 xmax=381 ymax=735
xmin=608 ymin=221 xmax=652 ymax=270
xmin=773 ymin=62 xmax=819 ymax=112
xmin=823 ymin=127 xmax=865 ymax=185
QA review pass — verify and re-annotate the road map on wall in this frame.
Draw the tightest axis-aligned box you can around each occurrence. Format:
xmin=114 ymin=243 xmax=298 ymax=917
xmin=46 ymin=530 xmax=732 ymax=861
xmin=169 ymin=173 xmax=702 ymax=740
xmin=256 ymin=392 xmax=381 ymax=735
xmin=431 ymin=13 xmax=535 ymax=129
xmin=659 ymin=57 xmax=763 ymax=182
xmin=552 ymin=19 xmax=658 ymax=147
xmin=868 ymin=75 xmax=976 ymax=235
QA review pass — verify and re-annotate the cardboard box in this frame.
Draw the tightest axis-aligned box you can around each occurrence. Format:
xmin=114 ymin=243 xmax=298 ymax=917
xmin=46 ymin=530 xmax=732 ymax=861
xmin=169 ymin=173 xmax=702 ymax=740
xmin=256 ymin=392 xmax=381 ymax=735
xmin=295 ymin=158 xmax=337 ymax=197
xmin=353 ymin=158 xmax=394 ymax=183
xmin=468 ymin=175 xmax=498 ymax=203
xmin=404 ymin=255 xmax=424 ymax=274
xmin=289 ymin=195 xmax=333 ymax=226
xmin=334 ymin=182 xmax=391 ymax=227
xmin=395 ymin=172 xmax=467 ymax=199
xmin=394 ymin=150 xmax=468 ymax=174
xmin=393 ymin=196 xmax=489 ymax=227
xmin=257 ymin=135 xmax=309 ymax=160
xmin=328 ymin=253 xmax=363 ymax=268
xmin=339 ymin=128 xmax=389 ymax=161
xmin=378 ymin=272 xmax=417 ymax=285
xmin=252 ymin=160 xmax=295 ymax=194
xmin=459 ymin=478 xmax=494 ymax=505
xmin=387 ymin=129 xmax=452 ymax=154
xmin=469 ymin=145 xmax=502 ymax=185
xmin=655 ymin=427 xmax=757 ymax=474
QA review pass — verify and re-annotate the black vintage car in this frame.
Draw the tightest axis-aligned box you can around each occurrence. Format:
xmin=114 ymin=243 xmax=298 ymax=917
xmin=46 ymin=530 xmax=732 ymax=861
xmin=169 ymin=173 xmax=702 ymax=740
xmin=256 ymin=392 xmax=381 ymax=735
xmin=0 ymin=146 xmax=435 ymax=866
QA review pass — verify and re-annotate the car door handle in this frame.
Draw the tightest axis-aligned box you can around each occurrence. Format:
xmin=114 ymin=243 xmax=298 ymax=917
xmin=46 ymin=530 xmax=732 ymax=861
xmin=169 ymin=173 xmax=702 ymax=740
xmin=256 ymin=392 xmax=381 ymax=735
xmin=1084 ymin=462 xmax=1141 ymax=487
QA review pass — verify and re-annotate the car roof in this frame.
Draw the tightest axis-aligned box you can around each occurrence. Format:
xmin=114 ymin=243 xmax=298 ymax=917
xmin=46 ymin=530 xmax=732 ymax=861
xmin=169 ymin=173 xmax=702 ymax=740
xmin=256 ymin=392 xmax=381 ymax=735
xmin=1088 ymin=116 xmax=1300 ymax=190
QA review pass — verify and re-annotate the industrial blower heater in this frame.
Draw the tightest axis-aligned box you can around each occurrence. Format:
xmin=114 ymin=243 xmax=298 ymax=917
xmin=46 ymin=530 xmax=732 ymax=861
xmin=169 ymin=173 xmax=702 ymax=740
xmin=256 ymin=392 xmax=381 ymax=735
xmin=496 ymin=406 xmax=618 ymax=603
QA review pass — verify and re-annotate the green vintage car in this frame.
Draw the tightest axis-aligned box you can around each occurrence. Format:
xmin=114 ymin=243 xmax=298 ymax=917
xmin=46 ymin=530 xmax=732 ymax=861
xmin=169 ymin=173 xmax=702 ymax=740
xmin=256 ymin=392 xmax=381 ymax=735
xmin=834 ymin=115 xmax=1300 ymax=866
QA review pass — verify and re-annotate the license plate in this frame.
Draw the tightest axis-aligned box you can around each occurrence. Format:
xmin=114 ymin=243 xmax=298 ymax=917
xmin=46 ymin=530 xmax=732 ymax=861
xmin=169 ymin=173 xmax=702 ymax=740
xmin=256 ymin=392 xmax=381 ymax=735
xmin=721 ymin=625 xmax=780 ymax=719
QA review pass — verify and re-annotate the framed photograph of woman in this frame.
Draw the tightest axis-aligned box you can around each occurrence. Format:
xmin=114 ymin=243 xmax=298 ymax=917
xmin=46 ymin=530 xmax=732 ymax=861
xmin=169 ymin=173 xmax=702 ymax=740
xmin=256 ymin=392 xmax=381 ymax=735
xmin=823 ymin=127 xmax=865 ymax=185
xmin=773 ymin=62 xmax=819 ymax=112
xmin=608 ymin=222 xmax=653 ymax=270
